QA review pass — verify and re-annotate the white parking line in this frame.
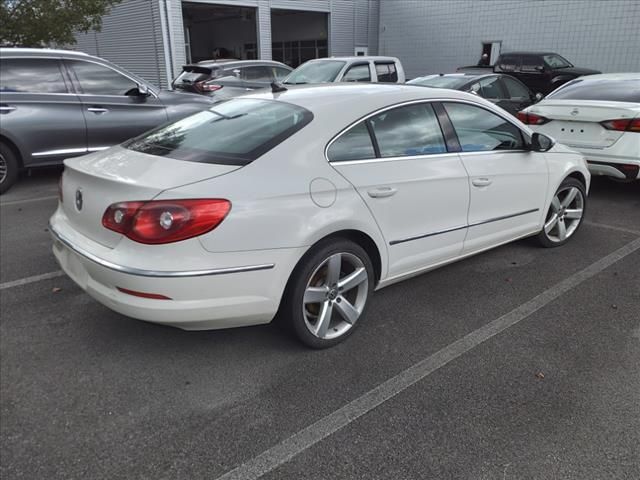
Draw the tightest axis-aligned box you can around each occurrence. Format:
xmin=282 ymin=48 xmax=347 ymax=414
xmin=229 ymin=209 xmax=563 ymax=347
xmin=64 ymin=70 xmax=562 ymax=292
xmin=215 ymin=237 xmax=640 ymax=480
xmin=0 ymin=270 xmax=64 ymax=290
xmin=585 ymin=221 xmax=640 ymax=237
xmin=0 ymin=195 xmax=58 ymax=207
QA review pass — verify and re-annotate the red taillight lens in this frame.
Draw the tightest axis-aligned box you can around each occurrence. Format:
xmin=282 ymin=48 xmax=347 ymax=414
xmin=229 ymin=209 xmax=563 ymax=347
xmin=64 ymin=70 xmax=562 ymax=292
xmin=116 ymin=287 xmax=171 ymax=300
xmin=517 ymin=112 xmax=551 ymax=125
xmin=102 ymin=199 xmax=231 ymax=244
xmin=196 ymin=81 xmax=223 ymax=92
xmin=600 ymin=118 xmax=640 ymax=132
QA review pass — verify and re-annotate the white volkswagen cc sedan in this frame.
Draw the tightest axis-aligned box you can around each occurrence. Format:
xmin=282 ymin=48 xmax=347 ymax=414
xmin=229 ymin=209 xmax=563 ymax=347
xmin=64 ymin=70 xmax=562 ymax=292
xmin=50 ymin=84 xmax=590 ymax=348
xmin=518 ymin=73 xmax=640 ymax=182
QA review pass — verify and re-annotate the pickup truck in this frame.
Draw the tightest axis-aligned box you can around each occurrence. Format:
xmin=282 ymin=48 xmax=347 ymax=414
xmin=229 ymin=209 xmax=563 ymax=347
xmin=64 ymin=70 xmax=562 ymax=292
xmin=458 ymin=51 xmax=600 ymax=95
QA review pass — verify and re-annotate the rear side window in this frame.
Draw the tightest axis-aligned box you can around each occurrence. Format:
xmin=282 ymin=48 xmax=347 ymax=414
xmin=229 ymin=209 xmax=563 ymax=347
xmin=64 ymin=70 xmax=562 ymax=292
xmin=443 ymin=102 xmax=524 ymax=152
xmin=241 ymin=66 xmax=272 ymax=82
xmin=369 ymin=103 xmax=446 ymax=157
xmin=375 ymin=63 xmax=398 ymax=83
xmin=478 ymin=77 xmax=502 ymax=99
xmin=547 ymin=78 xmax=640 ymax=102
xmin=327 ymin=122 xmax=375 ymax=162
xmin=0 ymin=58 xmax=68 ymax=94
xmin=68 ymin=60 xmax=138 ymax=96
xmin=125 ymin=99 xmax=313 ymax=166
xmin=496 ymin=55 xmax=519 ymax=72
xmin=520 ymin=55 xmax=543 ymax=72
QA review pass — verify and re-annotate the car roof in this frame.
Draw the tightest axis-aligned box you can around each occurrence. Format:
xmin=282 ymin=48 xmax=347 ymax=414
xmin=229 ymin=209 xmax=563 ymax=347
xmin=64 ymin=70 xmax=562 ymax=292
xmin=193 ymin=60 xmax=288 ymax=68
xmin=242 ymin=83 xmax=483 ymax=122
xmin=0 ymin=47 xmax=90 ymax=58
xmin=305 ymin=56 xmax=400 ymax=62
xmin=413 ymin=73 xmax=496 ymax=81
xmin=564 ymin=73 xmax=640 ymax=81
xmin=502 ymin=51 xmax=559 ymax=56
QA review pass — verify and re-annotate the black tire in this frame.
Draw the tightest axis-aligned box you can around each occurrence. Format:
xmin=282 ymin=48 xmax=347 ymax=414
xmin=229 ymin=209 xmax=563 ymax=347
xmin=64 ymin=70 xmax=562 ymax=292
xmin=0 ymin=142 xmax=19 ymax=195
xmin=280 ymin=238 xmax=375 ymax=349
xmin=536 ymin=177 xmax=587 ymax=248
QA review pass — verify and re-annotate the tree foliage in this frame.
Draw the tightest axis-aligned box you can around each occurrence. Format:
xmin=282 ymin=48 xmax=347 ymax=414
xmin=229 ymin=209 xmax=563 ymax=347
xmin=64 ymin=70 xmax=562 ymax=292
xmin=1 ymin=0 xmax=122 ymax=47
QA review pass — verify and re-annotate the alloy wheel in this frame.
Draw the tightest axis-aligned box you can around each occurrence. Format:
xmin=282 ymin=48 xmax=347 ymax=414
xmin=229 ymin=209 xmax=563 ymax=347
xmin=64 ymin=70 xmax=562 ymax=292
xmin=302 ymin=252 xmax=369 ymax=340
xmin=0 ymin=153 xmax=7 ymax=184
xmin=543 ymin=185 xmax=585 ymax=243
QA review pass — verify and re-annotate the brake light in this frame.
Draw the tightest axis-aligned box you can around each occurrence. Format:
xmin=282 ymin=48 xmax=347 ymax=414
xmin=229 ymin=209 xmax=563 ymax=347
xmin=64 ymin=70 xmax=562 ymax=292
xmin=600 ymin=118 xmax=640 ymax=132
xmin=196 ymin=81 xmax=223 ymax=92
xmin=102 ymin=199 xmax=231 ymax=244
xmin=517 ymin=112 xmax=551 ymax=125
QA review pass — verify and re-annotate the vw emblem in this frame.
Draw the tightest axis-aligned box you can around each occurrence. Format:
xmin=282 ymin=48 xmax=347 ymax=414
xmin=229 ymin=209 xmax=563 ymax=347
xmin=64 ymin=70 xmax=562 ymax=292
xmin=75 ymin=189 xmax=83 ymax=211
xmin=571 ymin=108 xmax=579 ymax=116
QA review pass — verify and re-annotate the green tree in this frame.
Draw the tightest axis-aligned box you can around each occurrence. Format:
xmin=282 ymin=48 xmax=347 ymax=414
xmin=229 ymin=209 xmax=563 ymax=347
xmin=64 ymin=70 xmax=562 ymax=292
xmin=1 ymin=0 xmax=122 ymax=47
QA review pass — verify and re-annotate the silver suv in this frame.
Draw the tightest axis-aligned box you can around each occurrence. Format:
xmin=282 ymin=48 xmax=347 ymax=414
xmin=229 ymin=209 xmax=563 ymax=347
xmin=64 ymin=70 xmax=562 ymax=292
xmin=0 ymin=48 xmax=214 ymax=193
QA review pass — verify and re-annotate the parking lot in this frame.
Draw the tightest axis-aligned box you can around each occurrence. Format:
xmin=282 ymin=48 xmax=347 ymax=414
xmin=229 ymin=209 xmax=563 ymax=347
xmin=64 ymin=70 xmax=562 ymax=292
xmin=1 ymin=170 xmax=638 ymax=479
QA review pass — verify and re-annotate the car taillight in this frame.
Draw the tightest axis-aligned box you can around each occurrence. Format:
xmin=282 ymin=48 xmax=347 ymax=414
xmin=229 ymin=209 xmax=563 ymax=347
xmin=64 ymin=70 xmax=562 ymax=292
xmin=600 ymin=118 xmax=640 ymax=132
xmin=517 ymin=112 xmax=551 ymax=125
xmin=102 ymin=199 xmax=231 ymax=244
xmin=196 ymin=81 xmax=223 ymax=92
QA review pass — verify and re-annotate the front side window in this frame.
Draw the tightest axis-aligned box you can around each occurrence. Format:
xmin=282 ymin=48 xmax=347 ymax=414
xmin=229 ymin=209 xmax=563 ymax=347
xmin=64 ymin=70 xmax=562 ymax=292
xmin=272 ymin=67 xmax=291 ymax=81
xmin=126 ymin=99 xmax=313 ymax=165
xmin=327 ymin=122 xmax=375 ymax=162
xmin=241 ymin=66 xmax=272 ymax=82
xmin=342 ymin=64 xmax=371 ymax=82
xmin=502 ymin=77 xmax=530 ymax=99
xmin=375 ymin=63 xmax=398 ymax=83
xmin=0 ymin=58 xmax=67 ymax=94
xmin=369 ymin=103 xmax=446 ymax=157
xmin=543 ymin=54 xmax=572 ymax=69
xmin=478 ymin=77 xmax=503 ymax=99
xmin=68 ymin=60 xmax=138 ymax=96
xmin=443 ymin=102 xmax=524 ymax=152
xmin=284 ymin=60 xmax=346 ymax=84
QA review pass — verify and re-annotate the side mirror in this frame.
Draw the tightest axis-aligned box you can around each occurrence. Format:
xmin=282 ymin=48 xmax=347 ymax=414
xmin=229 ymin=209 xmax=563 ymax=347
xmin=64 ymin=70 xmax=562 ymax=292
xmin=233 ymin=69 xmax=241 ymax=78
xmin=535 ymin=65 xmax=545 ymax=72
xmin=136 ymin=83 xmax=150 ymax=96
xmin=531 ymin=132 xmax=554 ymax=152
xmin=534 ymin=92 xmax=544 ymax=102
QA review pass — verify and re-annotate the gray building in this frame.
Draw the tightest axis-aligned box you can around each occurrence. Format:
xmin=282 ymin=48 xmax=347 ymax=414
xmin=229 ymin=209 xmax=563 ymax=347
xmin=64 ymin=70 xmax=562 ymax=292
xmin=379 ymin=0 xmax=640 ymax=78
xmin=73 ymin=0 xmax=639 ymax=89
xmin=74 ymin=0 xmax=380 ymax=88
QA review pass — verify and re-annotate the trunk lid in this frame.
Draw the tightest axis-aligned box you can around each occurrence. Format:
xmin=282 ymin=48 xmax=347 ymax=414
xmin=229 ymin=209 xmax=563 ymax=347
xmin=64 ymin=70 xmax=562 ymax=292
xmin=528 ymin=100 xmax=640 ymax=148
xmin=61 ymin=146 xmax=241 ymax=248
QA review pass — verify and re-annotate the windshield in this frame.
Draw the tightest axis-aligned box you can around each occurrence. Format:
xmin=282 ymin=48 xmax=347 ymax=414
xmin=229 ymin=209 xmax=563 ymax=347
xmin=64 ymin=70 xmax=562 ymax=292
xmin=125 ymin=99 xmax=313 ymax=165
xmin=547 ymin=77 xmax=640 ymax=102
xmin=408 ymin=75 xmax=471 ymax=89
xmin=284 ymin=60 xmax=346 ymax=84
xmin=543 ymin=54 xmax=573 ymax=69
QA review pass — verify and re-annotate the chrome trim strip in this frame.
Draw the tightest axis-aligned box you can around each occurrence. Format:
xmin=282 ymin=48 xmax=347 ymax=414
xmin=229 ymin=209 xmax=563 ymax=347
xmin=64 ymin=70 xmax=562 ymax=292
xmin=87 ymin=146 xmax=110 ymax=152
xmin=33 ymin=147 xmax=88 ymax=157
xmin=468 ymin=208 xmax=539 ymax=228
xmin=390 ymin=224 xmax=467 ymax=246
xmin=389 ymin=208 xmax=539 ymax=246
xmin=50 ymin=224 xmax=275 ymax=278
xmin=333 ymin=152 xmax=461 ymax=166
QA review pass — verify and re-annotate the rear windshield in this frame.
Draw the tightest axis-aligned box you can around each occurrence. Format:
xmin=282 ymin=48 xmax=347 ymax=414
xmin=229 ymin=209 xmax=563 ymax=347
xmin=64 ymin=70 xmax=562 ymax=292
xmin=173 ymin=65 xmax=218 ymax=87
xmin=125 ymin=99 xmax=313 ymax=166
xmin=408 ymin=75 xmax=471 ymax=89
xmin=547 ymin=78 xmax=640 ymax=102
xmin=284 ymin=60 xmax=346 ymax=84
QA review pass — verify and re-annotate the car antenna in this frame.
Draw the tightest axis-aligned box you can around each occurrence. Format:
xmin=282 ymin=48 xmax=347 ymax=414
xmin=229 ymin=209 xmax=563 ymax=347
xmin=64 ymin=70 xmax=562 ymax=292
xmin=271 ymin=82 xmax=287 ymax=93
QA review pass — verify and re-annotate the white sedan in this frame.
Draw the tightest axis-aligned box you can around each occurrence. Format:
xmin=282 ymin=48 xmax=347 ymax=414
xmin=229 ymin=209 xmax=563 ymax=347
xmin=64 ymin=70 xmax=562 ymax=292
xmin=50 ymin=84 xmax=590 ymax=348
xmin=518 ymin=73 xmax=640 ymax=181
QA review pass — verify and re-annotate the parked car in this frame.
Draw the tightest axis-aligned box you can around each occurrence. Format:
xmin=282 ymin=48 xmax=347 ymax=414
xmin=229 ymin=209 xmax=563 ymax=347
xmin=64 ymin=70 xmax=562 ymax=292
xmin=407 ymin=73 xmax=541 ymax=116
xmin=50 ymin=84 xmax=589 ymax=348
xmin=518 ymin=73 xmax=640 ymax=182
xmin=458 ymin=51 xmax=600 ymax=95
xmin=171 ymin=60 xmax=292 ymax=98
xmin=283 ymin=56 xmax=405 ymax=85
xmin=0 ymin=48 xmax=214 ymax=194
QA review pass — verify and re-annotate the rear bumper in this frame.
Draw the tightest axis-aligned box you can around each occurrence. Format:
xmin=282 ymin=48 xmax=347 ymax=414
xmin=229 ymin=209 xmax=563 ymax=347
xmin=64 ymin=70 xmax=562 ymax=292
xmin=50 ymin=218 xmax=305 ymax=330
xmin=586 ymin=160 xmax=640 ymax=180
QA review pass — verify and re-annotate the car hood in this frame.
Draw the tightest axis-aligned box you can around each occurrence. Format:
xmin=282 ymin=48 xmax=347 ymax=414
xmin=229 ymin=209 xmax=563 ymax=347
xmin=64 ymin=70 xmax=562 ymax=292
xmin=557 ymin=67 xmax=601 ymax=76
xmin=157 ymin=89 xmax=215 ymax=107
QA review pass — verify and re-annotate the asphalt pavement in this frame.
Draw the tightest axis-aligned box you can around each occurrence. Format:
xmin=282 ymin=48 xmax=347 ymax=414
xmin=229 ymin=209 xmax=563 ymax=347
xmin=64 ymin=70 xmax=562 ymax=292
xmin=1 ymin=170 xmax=639 ymax=480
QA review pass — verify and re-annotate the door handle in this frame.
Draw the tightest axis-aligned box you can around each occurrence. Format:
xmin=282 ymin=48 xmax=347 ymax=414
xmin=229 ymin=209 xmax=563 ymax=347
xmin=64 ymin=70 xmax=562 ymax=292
xmin=0 ymin=105 xmax=16 ymax=113
xmin=367 ymin=186 xmax=397 ymax=198
xmin=472 ymin=177 xmax=492 ymax=187
xmin=87 ymin=107 xmax=108 ymax=114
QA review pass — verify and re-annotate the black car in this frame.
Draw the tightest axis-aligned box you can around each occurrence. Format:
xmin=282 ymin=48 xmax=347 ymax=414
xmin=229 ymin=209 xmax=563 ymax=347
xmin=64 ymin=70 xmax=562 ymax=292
xmin=458 ymin=51 xmax=601 ymax=95
xmin=172 ymin=60 xmax=292 ymax=99
xmin=0 ymin=48 xmax=214 ymax=193
xmin=407 ymin=73 xmax=540 ymax=116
